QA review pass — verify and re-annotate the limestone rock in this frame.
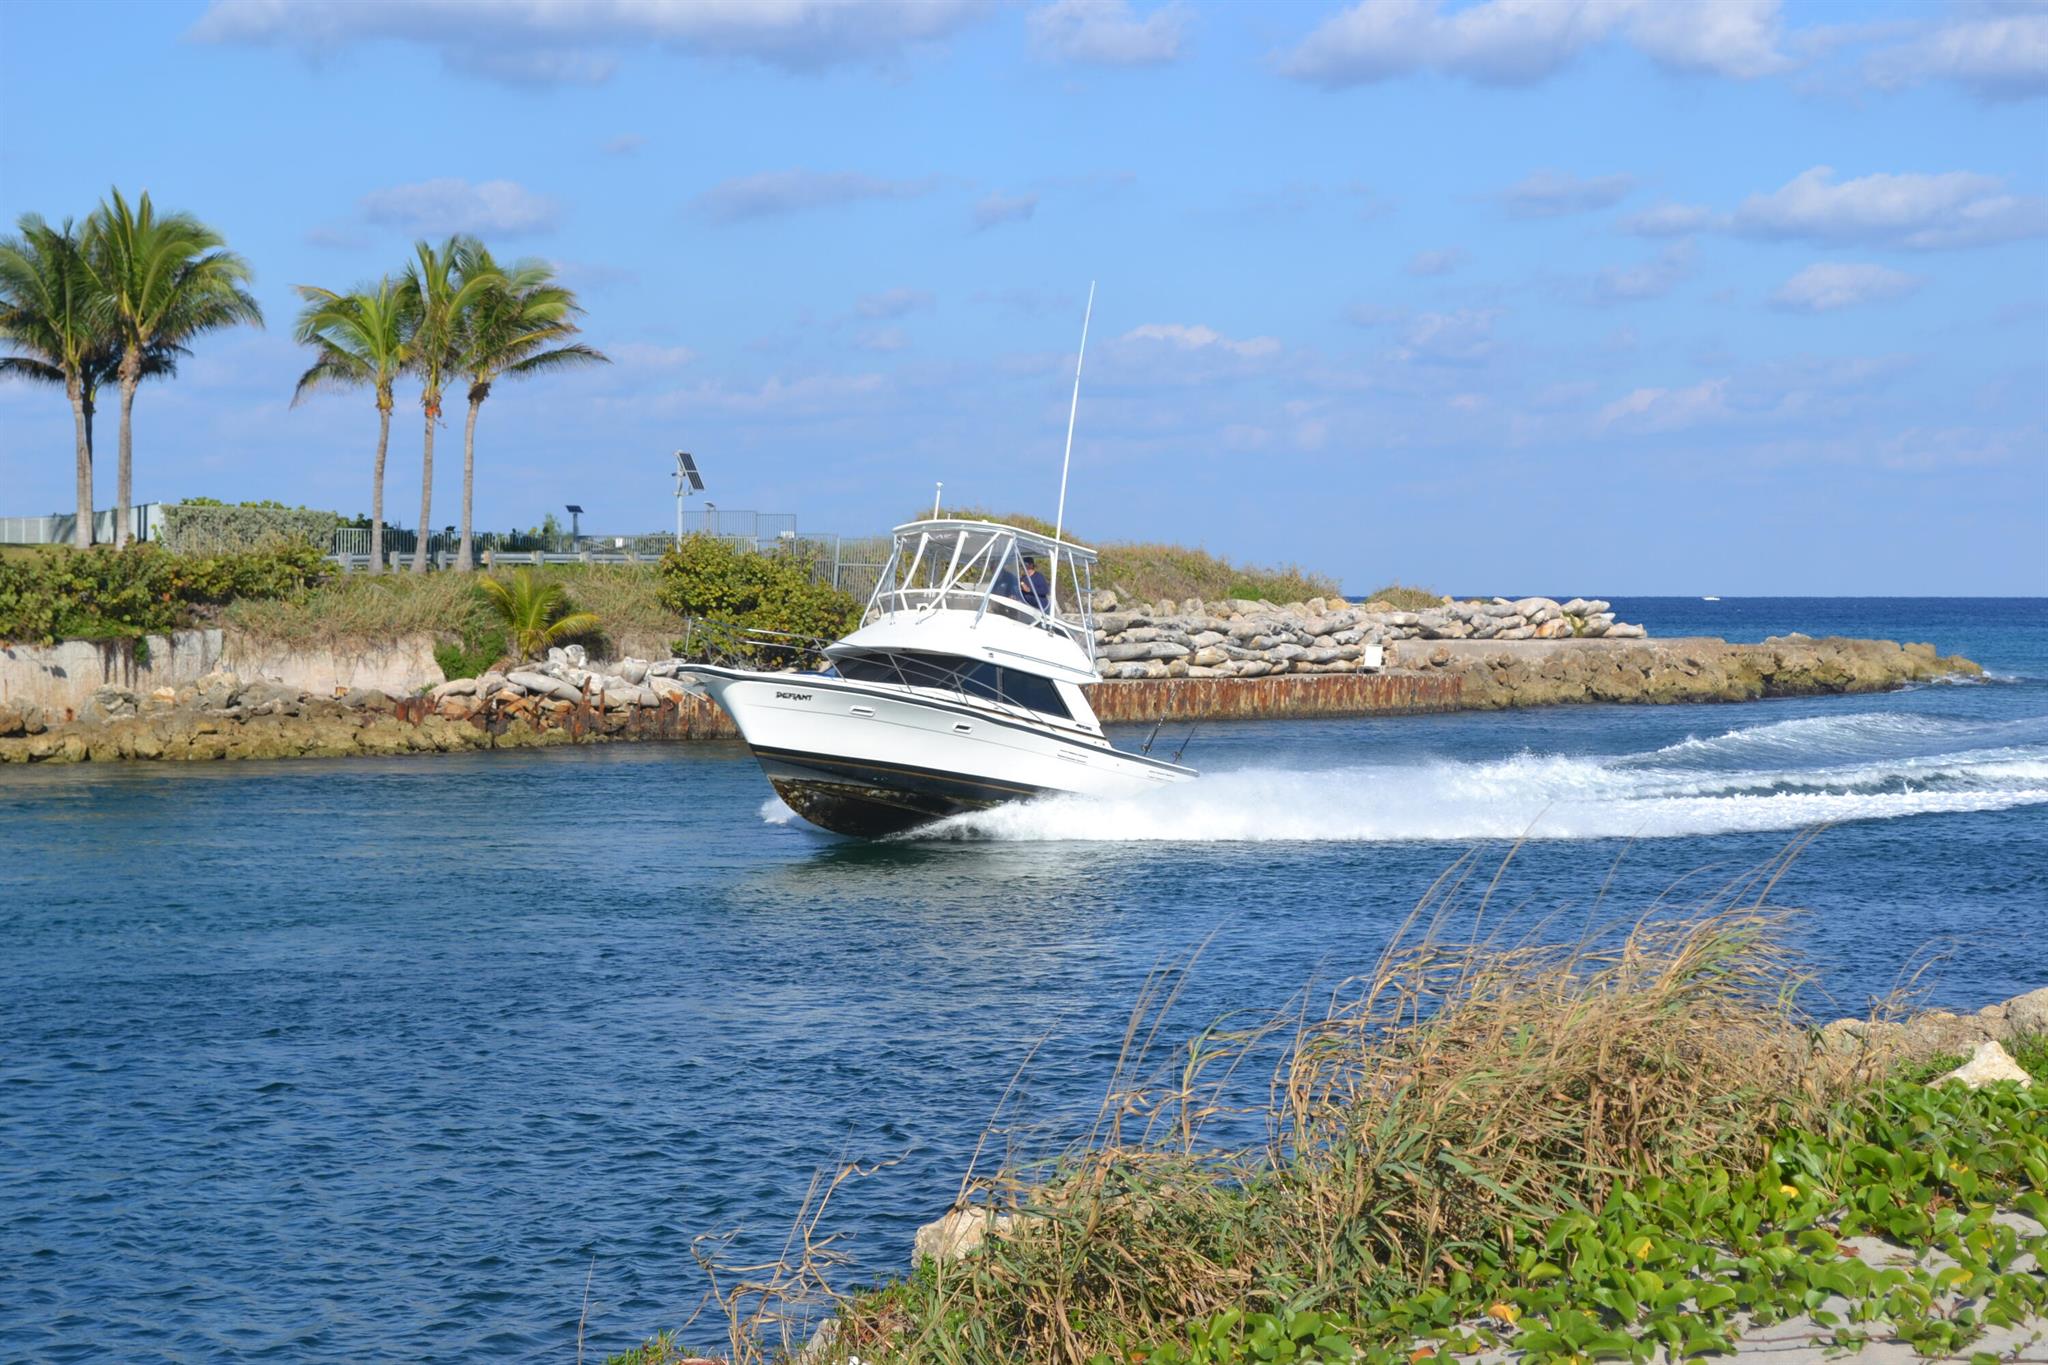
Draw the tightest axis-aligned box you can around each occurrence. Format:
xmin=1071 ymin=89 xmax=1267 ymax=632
xmin=431 ymin=677 xmax=479 ymax=699
xmin=1937 ymin=1040 xmax=2032 ymax=1089
xmin=913 ymin=1207 xmax=1018 ymax=1266
xmin=1102 ymin=641 xmax=1189 ymax=663
xmin=507 ymin=669 xmax=580 ymax=703
xmin=2007 ymin=987 xmax=2048 ymax=1037
xmin=1606 ymin=622 xmax=1647 ymax=638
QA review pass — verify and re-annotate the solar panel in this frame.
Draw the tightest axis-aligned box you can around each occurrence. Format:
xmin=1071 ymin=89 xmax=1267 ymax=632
xmin=676 ymin=451 xmax=705 ymax=491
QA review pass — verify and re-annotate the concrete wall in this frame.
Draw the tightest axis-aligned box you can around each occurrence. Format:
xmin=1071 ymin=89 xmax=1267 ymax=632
xmin=1 ymin=630 xmax=226 ymax=716
xmin=1 ymin=629 xmax=446 ymax=716
xmin=221 ymin=634 xmax=445 ymax=699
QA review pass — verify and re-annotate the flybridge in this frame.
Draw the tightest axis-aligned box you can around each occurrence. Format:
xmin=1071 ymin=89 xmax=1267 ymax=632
xmin=863 ymin=518 xmax=1101 ymax=662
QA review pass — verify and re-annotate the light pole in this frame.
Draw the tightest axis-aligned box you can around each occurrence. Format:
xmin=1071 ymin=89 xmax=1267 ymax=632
xmin=566 ymin=504 xmax=583 ymax=552
xmin=673 ymin=451 xmax=703 ymax=548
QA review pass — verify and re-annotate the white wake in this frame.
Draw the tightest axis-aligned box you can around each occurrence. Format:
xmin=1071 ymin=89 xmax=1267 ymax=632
xmin=904 ymin=708 xmax=2048 ymax=843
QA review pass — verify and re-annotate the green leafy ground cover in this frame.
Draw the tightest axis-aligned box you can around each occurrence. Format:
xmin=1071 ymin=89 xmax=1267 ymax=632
xmin=1112 ymin=1047 xmax=2046 ymax=1364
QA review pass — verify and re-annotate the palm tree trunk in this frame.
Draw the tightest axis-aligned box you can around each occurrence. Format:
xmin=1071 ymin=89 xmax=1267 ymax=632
xmin=69 ymin=378 xmax=93 ymax=549
xmin=371 ymin=402 xmax=391 ymax=575
xmin=115 ymin=363 xmax=138 ymax=550
xmin=413 ymin=401 xmax=435 ymax=573
xmin=458 ymin=396 xmax=480 ymax=572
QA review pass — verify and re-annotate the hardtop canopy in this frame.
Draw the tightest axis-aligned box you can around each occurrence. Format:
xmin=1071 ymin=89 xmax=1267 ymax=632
xmin=861 ymin=517 xmax=1100 ymax=658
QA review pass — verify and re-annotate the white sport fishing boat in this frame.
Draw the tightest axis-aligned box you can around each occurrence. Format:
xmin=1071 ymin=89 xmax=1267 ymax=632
xmin=681 ymin=516 xmax=1196 ymax=837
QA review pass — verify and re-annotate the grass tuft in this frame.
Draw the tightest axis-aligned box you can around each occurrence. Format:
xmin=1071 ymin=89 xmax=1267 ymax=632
xmin=623 ymin=841 xmax=2047 ymax=1365
xmin=1358 ymin=582 xmax=1445 ymax=611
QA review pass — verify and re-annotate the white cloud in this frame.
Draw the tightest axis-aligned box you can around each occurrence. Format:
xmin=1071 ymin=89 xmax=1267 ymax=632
xmin=1622 ymin=201 xmax=1714 ymax=236
xmin=1500 ymin=170 xmax=1636 ymax=218
xmin=856 ymin=287 xmax=934 ymax=319
xmin=1397 ymin=309 xmax=1499 ymax=365
xmin=1123 ymin=323 xmax=1281 ymax=358
xmin=1405 ymin=246 xmax=1467 ymax=276
xmin=1867 ymin=9 xmax=2048 ymax=100
xmin=694 ymin=170 xmax=939 ymax=222
xmin=971 ymin=191 xmax=1039 ymax=231
xmin=190 ymin=0 xmax=991 ymax=82
xmin=1626 ymin=0 xmax=1787 ymax=79
xmin=1596 ymin=378 xmax=1730 ymax=433
xmin=609 ymin=342 xmax=699 ymax=370
xmin=1769 ymin=262 xmax=1921 ymax=313
xmin=358 ymin=178 xmax=560 ymax=236
xmin=1277 ymin=0 xmax=1788 ymax=88
xmin=1595 ymin=242 xmax=1693 ymax=302
xmin=1028 ymin=0 xmax=1186 ymax=66
xmin=1732 ymin=166 xmax=2048 ymax=249
xmin=854 ymin=328 xmax=910 ymax=353
xmin=642 ymin=371 xmax=890 ymax=418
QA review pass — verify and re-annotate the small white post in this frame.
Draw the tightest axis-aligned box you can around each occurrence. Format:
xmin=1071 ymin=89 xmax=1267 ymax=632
xmin=932 ymin=481 xmax=943 ymax=518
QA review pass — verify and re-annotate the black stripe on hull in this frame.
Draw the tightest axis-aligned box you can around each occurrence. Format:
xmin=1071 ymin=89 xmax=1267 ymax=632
xmin=751 ymin=744 xmax=1046 ymax=838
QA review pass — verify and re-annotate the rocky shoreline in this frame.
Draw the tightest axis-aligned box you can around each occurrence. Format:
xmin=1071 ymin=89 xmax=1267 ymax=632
xmin=0 ymin=631 xmax=1982 ymax=766
xmin=1086 ymin=591 xmax=1644 ymax=679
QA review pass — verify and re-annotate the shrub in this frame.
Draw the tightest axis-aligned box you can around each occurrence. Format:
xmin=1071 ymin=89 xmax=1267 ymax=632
xmin=0 ymin=544 xmax=330 ymax=644
xmin=160 ymin=502 xmax=340 ymax=556
xmin=433 ymin=624 xmax=509 ymax=680
xmin=657 ymin=535 xmax=860 ymax=667
xmin=1359 ymin=582 xmax=1444 ymax=611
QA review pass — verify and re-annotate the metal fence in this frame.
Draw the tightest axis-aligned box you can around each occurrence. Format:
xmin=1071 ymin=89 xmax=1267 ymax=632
xmin=1 ymin=501 xmax=893 ymax=598
xmin=0 ymin=504 xmax=163 ymax=545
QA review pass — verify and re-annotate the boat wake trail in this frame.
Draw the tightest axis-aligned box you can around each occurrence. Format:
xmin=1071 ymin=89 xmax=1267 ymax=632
xmin=909 ymin=709 xmax=2048 ymax=843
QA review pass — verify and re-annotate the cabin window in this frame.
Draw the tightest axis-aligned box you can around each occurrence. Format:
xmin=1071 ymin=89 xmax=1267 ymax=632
xmin=834 ymin=652 xmax=1074 ymax=721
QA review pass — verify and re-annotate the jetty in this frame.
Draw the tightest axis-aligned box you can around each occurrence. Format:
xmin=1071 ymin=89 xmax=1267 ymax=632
xmin=0 ymin=626 xmax=1979 ymax=765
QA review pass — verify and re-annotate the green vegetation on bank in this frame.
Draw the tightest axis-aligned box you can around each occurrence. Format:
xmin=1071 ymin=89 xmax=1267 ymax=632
xmin=655 ymin=534 xmax=861 ymax=667
xmin=932 ymin=508 xmax=1341 ymax=605
xmin=611 ymin=852 xmax=2048 ymax=1365
xmin=1357 ymin=582 xmax=1445 ymax=612
xmin=0 ymin=544 xmax=328 ymax=644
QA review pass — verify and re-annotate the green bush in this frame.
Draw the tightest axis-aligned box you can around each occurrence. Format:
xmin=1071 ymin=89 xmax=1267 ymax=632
xmin=657 ymin=535 xmax=860 ymax=666
xmin=0 ymin=544 xmax=330 ymax=644
xmin=1359 ymin=582 xmax=1444 ymax=611
xmin=433 ymin=623 xmax=508 ymax=680
xmin=161 ymin=501 xmax=340 ymax=555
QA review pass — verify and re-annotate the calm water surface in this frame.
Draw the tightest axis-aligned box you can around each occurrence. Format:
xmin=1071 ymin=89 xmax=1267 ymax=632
xmin=3 ymin=598 xmax=2044 ymax=1361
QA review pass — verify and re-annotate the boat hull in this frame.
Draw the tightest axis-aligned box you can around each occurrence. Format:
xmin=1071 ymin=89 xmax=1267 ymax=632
xmin=679 ymin=665 xmax=1191 ymax=837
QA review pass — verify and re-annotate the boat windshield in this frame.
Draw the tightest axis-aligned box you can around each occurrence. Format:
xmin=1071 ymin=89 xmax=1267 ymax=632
xmin=863 ymin=519 xmax=1098 ymax=657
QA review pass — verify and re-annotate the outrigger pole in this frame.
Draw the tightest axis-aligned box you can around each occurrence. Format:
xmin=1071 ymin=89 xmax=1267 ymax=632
xmin=1051 ymin=281 xmax=1095 ymax=606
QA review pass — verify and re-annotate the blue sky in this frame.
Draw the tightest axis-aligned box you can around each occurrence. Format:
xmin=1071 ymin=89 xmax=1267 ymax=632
xmin=1 ymin=0 xmax=2043 ymax=594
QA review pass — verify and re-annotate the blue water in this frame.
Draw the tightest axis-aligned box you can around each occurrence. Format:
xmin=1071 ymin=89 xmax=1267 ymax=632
xmin=3 ymin=598 xmax=2044 ymax=1361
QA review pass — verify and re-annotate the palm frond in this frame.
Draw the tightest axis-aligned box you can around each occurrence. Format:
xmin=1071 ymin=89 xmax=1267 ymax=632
xmin=0 ymin=355 xmax=64 ymax=384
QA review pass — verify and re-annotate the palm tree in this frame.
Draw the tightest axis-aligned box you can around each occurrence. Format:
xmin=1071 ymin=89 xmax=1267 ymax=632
xmin=0 ymin=216 xmax=105 ymax=547
xmin=451 ymin=244 xmax=609 ymax=571
xmin=85 ymin=187 xmax=262 ymax=548
xmin=292 ymin=280 xmax=414 ymax=573
xmin=399 ymin=236 xmax=498 ymax=572
xmin=479 ymin=569 xmax=600 ymax=661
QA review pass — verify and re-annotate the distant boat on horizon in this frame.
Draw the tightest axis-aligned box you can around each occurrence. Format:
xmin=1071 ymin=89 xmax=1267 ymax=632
xmin=1702 ymin=595 xmax=1721 ymax=601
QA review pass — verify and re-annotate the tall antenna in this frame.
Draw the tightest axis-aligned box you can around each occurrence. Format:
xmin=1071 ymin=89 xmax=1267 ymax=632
xmin=1053 ymin=281 xmax=1095 ymax=545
